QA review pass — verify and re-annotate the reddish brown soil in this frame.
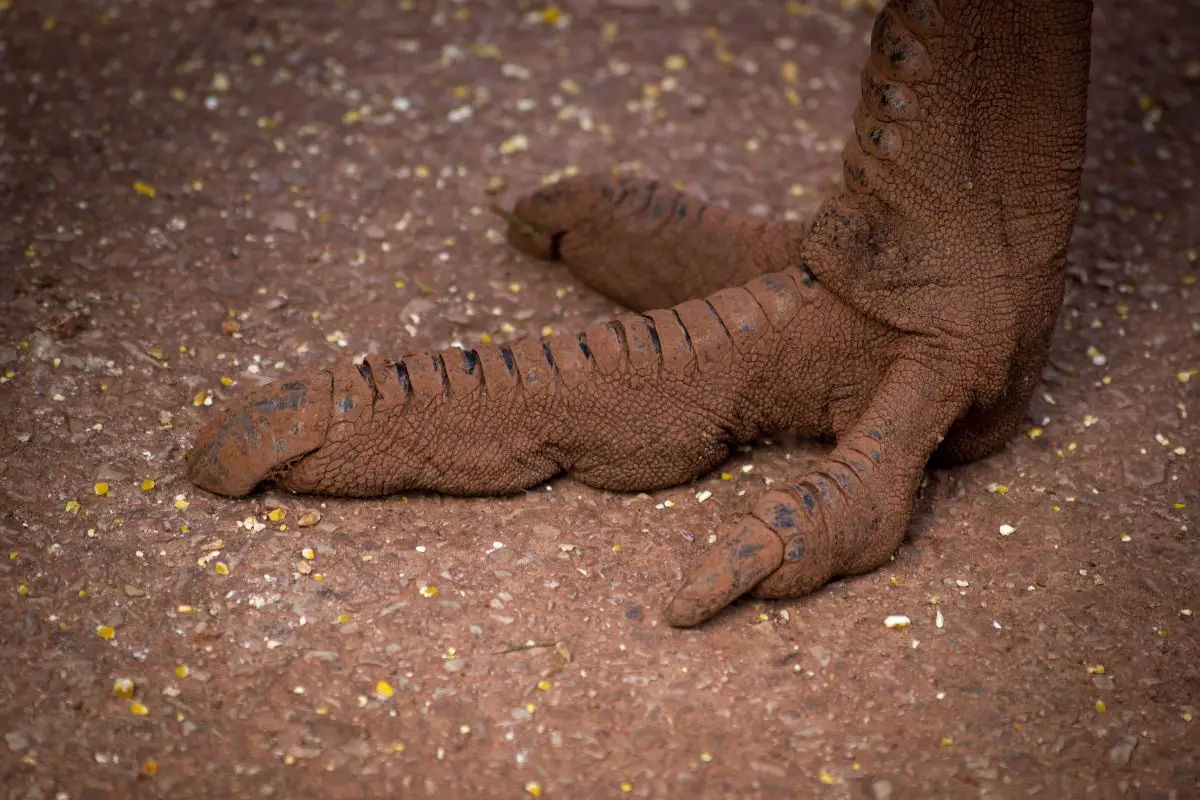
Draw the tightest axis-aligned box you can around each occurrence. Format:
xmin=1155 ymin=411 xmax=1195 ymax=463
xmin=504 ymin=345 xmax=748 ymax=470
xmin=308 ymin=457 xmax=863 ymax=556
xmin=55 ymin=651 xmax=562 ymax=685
xmin=1 ymin=1 xmax=1197 ymax=798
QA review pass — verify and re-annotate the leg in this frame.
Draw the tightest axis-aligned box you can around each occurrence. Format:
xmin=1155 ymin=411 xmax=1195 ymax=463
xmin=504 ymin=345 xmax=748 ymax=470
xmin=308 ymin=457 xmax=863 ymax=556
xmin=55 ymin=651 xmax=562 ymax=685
xmin=502 ymin=174 xmax=804 ymax=311
xmin=666 ymin=0 xmax=1093 ymax=624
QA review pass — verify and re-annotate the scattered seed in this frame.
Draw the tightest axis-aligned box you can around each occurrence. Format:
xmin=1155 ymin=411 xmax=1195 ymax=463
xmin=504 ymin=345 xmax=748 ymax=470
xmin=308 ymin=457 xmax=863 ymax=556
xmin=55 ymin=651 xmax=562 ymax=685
xmin=94 ymin=482 xmax=109 ymax=496
xmin=113 ymin=678 xmax=135 ymax=698
xmin=297 ymin=511 xmax=322 ymax=527
xmin=96 ymin=625 xmax=116 ymax=640
xmin=268 ymin=508 xmax=286 ymax=522
xmin=65 ymin=500 xmax=81 ymax=514
xmin=998 ymin=523 xmax=1016 ymax=536
xmin=375 ymin=680 xmax=394 ymax=699
xmin=133 ymin=181 xmax=157 ymax=198
xmin=130 ymin=701 xmax=149 ymax=717
xmin=499 ymin=134 xmax=529 ymax=155
xmin=884 ymin=615 xmax=911 ymax=629
xmin=140 ymin=479 xmax=155 ymax=491
xmin=420 ymin=586 xmax=438 ymax=598
xmin=525 ymin=782 xmax=543 ymax=798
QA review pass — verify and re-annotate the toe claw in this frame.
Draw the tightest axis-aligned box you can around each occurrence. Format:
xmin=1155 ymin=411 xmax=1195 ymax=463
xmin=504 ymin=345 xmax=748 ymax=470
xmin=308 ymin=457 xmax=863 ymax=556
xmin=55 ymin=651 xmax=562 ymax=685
xmin=187 ymin=372 xmax=334 ymax=497
xmin=488 ymin=203 xmax=561 ymax=261
xmin=663 ymin=518 xmax=785 ymax=628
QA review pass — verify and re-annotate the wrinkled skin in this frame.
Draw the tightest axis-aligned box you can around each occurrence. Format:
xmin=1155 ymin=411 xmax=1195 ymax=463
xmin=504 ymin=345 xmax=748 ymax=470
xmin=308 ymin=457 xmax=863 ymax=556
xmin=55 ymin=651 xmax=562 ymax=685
xmin=188 ymin=0 xmax=1094 ymax=627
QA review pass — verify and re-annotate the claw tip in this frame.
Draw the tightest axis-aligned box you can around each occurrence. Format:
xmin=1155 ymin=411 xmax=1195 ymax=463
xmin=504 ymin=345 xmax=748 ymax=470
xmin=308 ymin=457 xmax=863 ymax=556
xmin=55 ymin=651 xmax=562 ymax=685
xmin=661 ymin=518 xmax=785 ymax=628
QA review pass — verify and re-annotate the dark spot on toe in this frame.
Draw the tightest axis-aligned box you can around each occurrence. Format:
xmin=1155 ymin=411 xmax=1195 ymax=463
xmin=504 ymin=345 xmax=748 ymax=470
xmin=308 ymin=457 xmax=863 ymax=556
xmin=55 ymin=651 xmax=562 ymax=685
xmin=785 ymin=537 xmax=806 ymax=562
xmin=814 ymin=477 xmax=832 ymax=500
xmin=395 ymin=362 xmax=411 ymax=392
xmin=646 ymin=319 xmax=661 ymax=354
xmin=797 ymin=487 xmax=816 ymax=514
xmin=768 ymin=502 xmax=798 ymax=530
xmin=462 ymin=349 xmax=479 ymax=375
xmin=760 ymin=273 xmax=790 ymax=292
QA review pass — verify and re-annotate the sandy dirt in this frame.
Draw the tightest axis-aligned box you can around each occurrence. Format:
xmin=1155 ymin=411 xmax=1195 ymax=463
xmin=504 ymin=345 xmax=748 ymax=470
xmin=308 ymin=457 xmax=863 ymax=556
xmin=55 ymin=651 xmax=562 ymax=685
xmin=0 ymin=1 xmax=1196 ymax=798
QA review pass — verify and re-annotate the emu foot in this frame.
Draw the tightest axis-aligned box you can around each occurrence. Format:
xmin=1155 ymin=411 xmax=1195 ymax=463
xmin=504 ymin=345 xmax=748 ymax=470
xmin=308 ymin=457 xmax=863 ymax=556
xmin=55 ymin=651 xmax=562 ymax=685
xmin=186 ymin=0 xmax=1093 ymax=627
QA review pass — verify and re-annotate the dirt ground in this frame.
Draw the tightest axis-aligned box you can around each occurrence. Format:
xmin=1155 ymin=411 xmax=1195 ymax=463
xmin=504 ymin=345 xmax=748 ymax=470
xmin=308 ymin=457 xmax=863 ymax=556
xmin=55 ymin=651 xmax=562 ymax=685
xmin=1 ymin=0 xmax=1197 ymax=798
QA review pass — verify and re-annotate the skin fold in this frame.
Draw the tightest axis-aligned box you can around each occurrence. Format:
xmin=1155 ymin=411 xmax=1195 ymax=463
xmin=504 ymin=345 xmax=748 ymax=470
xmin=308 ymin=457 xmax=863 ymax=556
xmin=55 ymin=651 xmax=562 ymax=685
xmin=187 ymin=0 xmax=1094 ymax=627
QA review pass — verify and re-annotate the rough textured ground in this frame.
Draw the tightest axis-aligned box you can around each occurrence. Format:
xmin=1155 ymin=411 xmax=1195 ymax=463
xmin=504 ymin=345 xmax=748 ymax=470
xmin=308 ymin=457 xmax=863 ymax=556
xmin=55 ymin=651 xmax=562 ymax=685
xmin=1 ymin=1 xmax=1197 ymax=798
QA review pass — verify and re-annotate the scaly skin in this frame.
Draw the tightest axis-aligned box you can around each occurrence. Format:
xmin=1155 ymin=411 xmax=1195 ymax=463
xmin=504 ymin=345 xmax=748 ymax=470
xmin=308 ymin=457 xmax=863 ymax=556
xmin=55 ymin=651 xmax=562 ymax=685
xmin=187 ymin=0 xmax=1094 ymax=627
